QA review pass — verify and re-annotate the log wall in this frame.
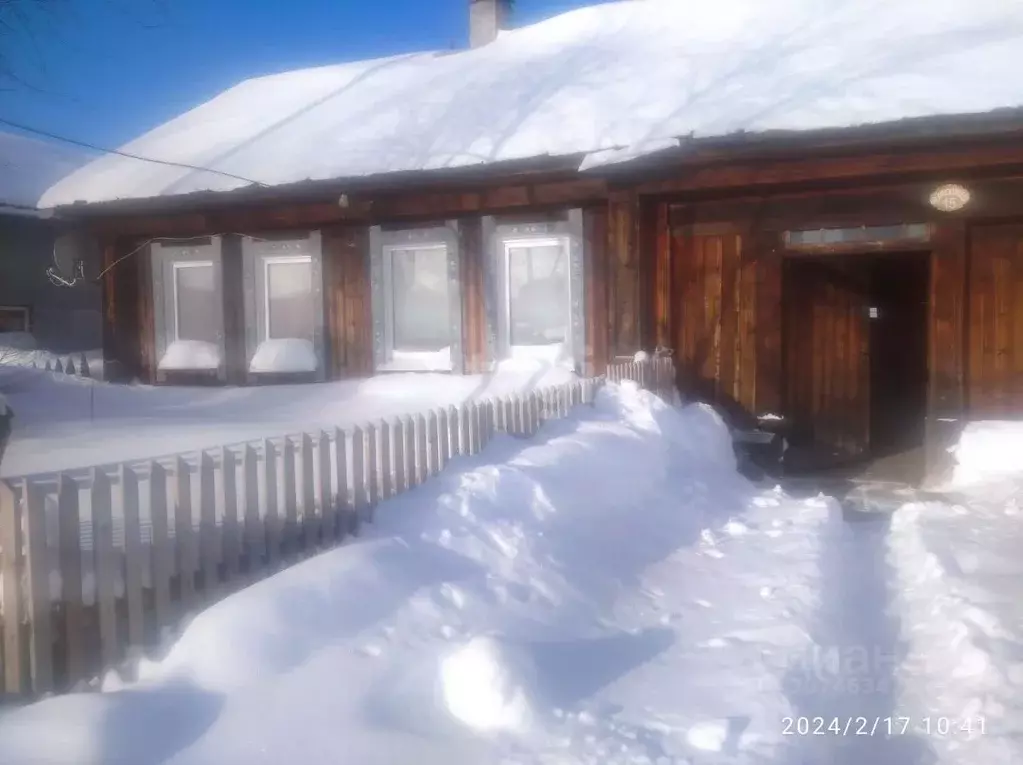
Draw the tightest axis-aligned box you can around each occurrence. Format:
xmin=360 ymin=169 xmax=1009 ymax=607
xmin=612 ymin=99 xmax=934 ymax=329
xmin=94 ymin=138 xmax=1023 ymax=459
xmin=323 ymin=226 xmax=373 ymax=379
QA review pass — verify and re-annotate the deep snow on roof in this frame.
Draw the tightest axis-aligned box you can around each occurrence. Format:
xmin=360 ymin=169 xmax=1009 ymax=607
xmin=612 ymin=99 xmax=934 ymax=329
xmin=40 ymin=0 xmax=1023 ymax=208
xmin=0 ymin=131 xmax=92 ymax=209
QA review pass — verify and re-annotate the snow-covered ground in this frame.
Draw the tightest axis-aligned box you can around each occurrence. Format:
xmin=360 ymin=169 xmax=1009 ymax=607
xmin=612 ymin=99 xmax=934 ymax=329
xmin=0 ymin=383 xmax=831 ymax=764
xmin=885 ymin=420 xmax=1023 ymax=764
xmin=0 ymin=361 xmax=572 ymax=478
xmin=2 ymin=385 xmax=1022 ymax=764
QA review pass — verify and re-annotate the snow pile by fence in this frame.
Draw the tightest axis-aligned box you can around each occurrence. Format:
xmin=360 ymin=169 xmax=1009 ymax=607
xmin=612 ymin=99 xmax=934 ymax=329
xmin=0 ymin=358 xmax=582 ymax=478
xmin=0 ymin=358 xmax=677 ymax=698
xmin=0 ymin=375 xmax=830 ymax=765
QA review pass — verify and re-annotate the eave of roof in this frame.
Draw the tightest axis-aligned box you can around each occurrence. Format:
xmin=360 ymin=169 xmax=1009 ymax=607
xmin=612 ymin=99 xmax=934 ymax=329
xmin=48 ymin=111 xmax=1023 ymax=221
xmin=40 ymin=0 xmax=1023 ymax=211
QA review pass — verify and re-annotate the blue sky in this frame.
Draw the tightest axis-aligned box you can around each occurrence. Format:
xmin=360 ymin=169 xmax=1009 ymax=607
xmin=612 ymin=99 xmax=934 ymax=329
xmin=1 ymin=0 xmax=608 ymax=149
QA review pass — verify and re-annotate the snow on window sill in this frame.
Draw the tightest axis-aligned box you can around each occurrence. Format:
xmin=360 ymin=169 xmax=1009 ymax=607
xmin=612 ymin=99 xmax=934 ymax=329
xmin=158 ymin=340 xmax=221 ymax=372
xmin=249 ymin=338 xmax=318 ymax=374
xmin=506 ymin=343 xmax=571 ymax=367
xmin=377 ymin=348 xmax=453 ymax=373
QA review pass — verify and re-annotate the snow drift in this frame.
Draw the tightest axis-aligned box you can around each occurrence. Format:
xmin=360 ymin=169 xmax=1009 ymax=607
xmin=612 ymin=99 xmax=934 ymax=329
xmin=0 ymin=382 xmax=831 ymax=764
xmin=440 ymin=635 xmax=538 ymax=734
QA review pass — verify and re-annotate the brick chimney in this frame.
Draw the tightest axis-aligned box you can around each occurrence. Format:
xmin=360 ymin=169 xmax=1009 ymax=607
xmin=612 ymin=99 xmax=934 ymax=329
xmin=470 ymin=0 xmax=511 ymax=48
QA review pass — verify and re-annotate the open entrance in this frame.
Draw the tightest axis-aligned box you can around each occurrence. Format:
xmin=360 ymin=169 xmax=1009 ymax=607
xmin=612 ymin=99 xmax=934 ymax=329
xmin=783 ymin=252 xmax=930 ymax=480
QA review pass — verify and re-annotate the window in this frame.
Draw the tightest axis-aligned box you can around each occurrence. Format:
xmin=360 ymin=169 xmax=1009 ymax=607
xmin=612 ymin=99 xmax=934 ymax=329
xmin=0 ymin=306 xmax=30 ymax=334
xmin=388 ymin=246 xmax=450 ymax=352
xmin=151 ymin=239 xmax=225 ymax=377
xmin=487 ymin=212 xmax=585 ymax=370
xmin=505 ymin=239 xmax=570 ymax=347
xmin=370 ymin=223 xmax=462 ymax=373
xmin=242 ymin=233 xmax=325 ymax=379
xmin=264 ymin=256 xmax=314 ymax=342
xmin=173 ymin=262 xmax=218 ymax=345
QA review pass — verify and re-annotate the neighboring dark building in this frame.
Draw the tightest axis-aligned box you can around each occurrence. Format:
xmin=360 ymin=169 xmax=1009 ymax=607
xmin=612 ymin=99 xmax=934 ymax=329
xmin=0 ymin=131 xmax=98 ymax=353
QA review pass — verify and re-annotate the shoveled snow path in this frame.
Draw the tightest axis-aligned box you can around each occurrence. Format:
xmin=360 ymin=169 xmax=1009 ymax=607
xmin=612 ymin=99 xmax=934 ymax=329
xmin=889 ymin=478 xmax=1023 ymax=764
xmin=0 ymin=385 xmax=844 ymax=764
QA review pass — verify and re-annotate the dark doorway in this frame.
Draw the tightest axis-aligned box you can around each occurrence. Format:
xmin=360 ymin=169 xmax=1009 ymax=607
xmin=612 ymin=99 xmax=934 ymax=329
xmin=782 ymin=252 xmax=930 ymax=480
xmin=867 ymin=253 xmax=930 ymax=466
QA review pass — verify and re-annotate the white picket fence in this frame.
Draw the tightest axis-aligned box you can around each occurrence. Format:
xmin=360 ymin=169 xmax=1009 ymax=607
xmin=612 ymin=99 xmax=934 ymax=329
xmin=28 ymin=353 xmax=98 ymax=379
xmin=0 ymin=357 xmax=675 ymax=696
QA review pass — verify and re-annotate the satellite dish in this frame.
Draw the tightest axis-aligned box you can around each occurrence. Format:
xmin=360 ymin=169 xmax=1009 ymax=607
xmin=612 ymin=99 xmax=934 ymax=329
xmin=49 ymin=232 xmax=99 ymax=287
xmin=52 ymin=233 xmax=79 ymax=276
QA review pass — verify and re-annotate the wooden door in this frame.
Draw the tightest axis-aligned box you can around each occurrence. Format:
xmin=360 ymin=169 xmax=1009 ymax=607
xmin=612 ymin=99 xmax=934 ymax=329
xmin=785 ymin=259 xmax=871 ymax=459
xmin=671 ymin=224 xmax=758 ymax=422
xmin=967 ymin=224 xmax=1023 ymax=416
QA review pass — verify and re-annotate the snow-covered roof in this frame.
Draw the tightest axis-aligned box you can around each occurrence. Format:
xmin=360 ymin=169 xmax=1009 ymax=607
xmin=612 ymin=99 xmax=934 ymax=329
xmin=40 ymin=0 xmax=1023 ymax=209
xmin=0 ymin=131 xmax=92 ymax=209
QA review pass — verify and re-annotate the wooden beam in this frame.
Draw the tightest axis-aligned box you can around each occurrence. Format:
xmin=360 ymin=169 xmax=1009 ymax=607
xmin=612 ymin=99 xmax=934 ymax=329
xmin=753 ymin=230 xmax=783 ymax=415
xmin=322 ymin=228 xmax=347 ymax=378
xmin=667 ymin=177 xmax=1023 ymax=230
xmin=651 ymin=201 xmax=672 ymax=350
xmin=583 ymin=206 xmax=609 ymax=376
xmin=101 ymin=237 xmax=145 ymax=383
xmin=88 ymin=178 xmax=609 ymax=239
xmin=342 ymin=226 xmax=373 ymax=377
xmin=635 ymin=143 xmax=1023 ymax=197
xmin=923 ymin=220 xmax=968 ymax=483
xmin=100 ymin=238 xmax=120 ymax=381
xmin=736 ymin=239 xmax=758 ymax=413
xmin=221 ymin=235 xmax=246 ymax=385
xmin=607 ymin=193 xmax=641 ymax=358
xmin=718 ymin=231 xmax=740 ymax=406
xmin=459 ymin=217 xmax=487 ymax=373
xmin=637 ymin=199 xmax=660 ymax=351
xmin=134 ymin=236 xmax=156 ymax=384
xmin=323 ymin=226 xmax=372 ymax=378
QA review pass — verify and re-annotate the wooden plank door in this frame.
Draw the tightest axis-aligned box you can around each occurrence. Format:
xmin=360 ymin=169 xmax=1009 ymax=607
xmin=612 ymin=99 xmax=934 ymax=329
xmin=967 ymin=224 xmax=1023 ymax=417
xmin=671 ymin=223 xmax=757 ymax=421
xmin=785 ymin=259 xmax=871 ymax=459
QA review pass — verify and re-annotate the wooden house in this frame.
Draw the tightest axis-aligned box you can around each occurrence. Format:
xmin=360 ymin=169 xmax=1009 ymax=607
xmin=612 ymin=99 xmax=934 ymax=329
xmin=39 ymin=0 xmax=1023 ymax=480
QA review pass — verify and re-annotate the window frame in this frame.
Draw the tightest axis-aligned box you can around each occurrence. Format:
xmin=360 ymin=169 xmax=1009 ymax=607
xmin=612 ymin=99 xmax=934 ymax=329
xmin=369 ymin=222 xmax=463 ymax=373
xmin=241 ymin=231 xmax=326 ymax=381
xmin=172 ymin=260 xmax=216 ymax=340
xmin=150 ymin=238 xmax=225 ymax=380
xmin=485 ymin=211 xmax=586 ymax=371
xmin=261 ymin=253 xmax=315 ymax=341
xmin=0 ymin=305 xmax=31 ymax=333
